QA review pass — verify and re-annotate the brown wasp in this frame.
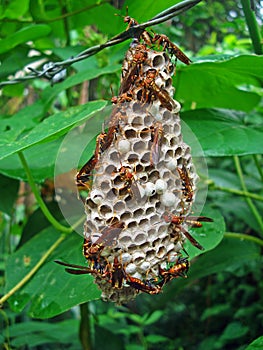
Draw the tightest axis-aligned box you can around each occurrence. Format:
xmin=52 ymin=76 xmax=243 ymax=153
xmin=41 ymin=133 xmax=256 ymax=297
xmin=141 ymin=68 xmax=176 ymax=111
xmin=120 ymin=43 xmax=148 ymax=95
xmin=84 ymin=221 xmax=125 ymax=261
xmin=109 ymin=256 xmax=127 ymax=289
xmin=163 ymin=213 xmax=213 ymax=227
xmin=152 ymin=34 xmax=191 ymax=65
xmin=150 ymin=122 xmax=164 ymax=165
xmin=162 ymin=212 xmax=213 ymax=251
xmin=112 ymin=163 xmax=142 ymax=198
xmin=75 ymin=107 xmax=127 ymax=200
xmin=75 ymin=132 xmax=110 ymax=200
xmin=54 ymin=259 xmax=102 ymax=276
xmin=56 ymin=221 xmax=125 ymax=276
xmin=75 ymin=133 xmax=107 ymax=191
xmin=118 ymin=8 xmax=191 ymax=65
xmin=177 ymin=165 xmax=194 ymax=203
xmin=111 ymin=92 xmax=133 ymax=105
xmin=118 ymin=7 xmax=153 ymax=46
xmin=126 ymin=274 xmax=162 ymax=295
xmin=158 ymin=256 xmax=189 ymax=286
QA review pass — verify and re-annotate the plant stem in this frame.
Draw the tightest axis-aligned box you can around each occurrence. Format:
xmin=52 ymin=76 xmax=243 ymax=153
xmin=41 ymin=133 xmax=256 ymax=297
xmin=79 ymin=303 xmax=93 ymax=350
xmin=210 ymin=184 xmax=263 ymax=202
xmin=0 ymin=215 xmax=84 ymax=307
xmin=224 ymin=232 xmax=263 ymax=247
xmin=234 ymin=156 xmax=263 ymax=234
xmin=0 ymin=152 xmax=85 ymax=306
xmin=240 ymin=0 xmax=262 ymax=54
xmin=253 ymin=154 xmax=263 ymax=182
xmin=138 ymin=327 xmax=148 ymax=350
xmin=0 ymin=234 xmax=65 ymax=306
xmin=18 ymin=151 xmax=72 ymax=234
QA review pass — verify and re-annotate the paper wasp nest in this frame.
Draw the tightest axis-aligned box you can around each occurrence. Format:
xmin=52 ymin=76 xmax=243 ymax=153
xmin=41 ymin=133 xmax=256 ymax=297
xmin=82 ymin=41 xmax=198 ymax=303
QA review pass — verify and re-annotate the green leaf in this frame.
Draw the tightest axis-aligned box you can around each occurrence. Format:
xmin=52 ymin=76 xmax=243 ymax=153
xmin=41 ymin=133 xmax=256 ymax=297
xmin=245 ymin=336 xmax=263 ymax=350
xmin=0 ymin=102 xmax=44 ymax=145
xmin=127 ymin=313 xmax=144 ymax=325
xmin=0 ymin=48 xmax=41 ymax=79
xmin=5 ymin=227 xmax=101 ymax=318
xmin=126 ymin=345 xmax=144 ymax=350
xmin=176 ymin=55 xmax=263 ymax=112
xmin=0 ymin=100 xmax=107 ymax=161
xmin=0 ymin=62 xmax=117 ymax=151
xmin=116 ymin=325 xmax=141 ymax=335
xmin=70 ymin=2 xmax=121 ymax=35
xmin=145 ymin=334 xmax=170 ymax=344
xmin=0 ymin=25 xmax=51 ymax=54
xmin=219 ymin=322 xmax=249 ymax=341
xmin=124 ymin=0 xmax=184 ymax=26
xmin=201 ymin=304 xmax=230 ymax=321
xmin=181 ymin=108 xmax=263 ymax=157
xmin=41 ymin=63 xmax=120 ymax=103
xmin=94 ymin=325 xmax=125 ymax=350
xmin=0 ymin=104 xmax=108 ymax=183
xmin=5 ymin=319 xmax=80 ymax=348
xmin=189 ymin=235 xmax=261 ymax=280
xmin=183 ymin=208 xmax=225 ymax=259
xmin=17 ymin=202 xmax=65 ymax=248
xmin=0 ymin=138 xmax=63 ymax=182
xmin=144 ymin=310 xmax=163 ymax=326
xmin=0 ymin=173 xmax=19 ymax=215
xmin=1 ymin=0 xmax=29 ymax=19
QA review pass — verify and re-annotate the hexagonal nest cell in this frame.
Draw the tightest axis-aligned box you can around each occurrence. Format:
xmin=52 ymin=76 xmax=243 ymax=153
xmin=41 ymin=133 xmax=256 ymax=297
xmin=67 ymin=34 xmax=210 ymax=303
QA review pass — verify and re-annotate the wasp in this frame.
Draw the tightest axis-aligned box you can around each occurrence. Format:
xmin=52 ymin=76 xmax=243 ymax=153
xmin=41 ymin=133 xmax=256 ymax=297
xmin=54 ymin=259 xmax=103 ymax=276
xmin=150 ymin=122 xmax=164 ymax=165
xmin=119 ymin=9 xmax=191 ymax=65
xmin=141 ymin=69 xmax=176 ymax=111
xmin=75 ymin=132 xmax=108 ymax=198
xmin=105 ymin=104 xmax=130 ymax=149
xmin=118 ymin=7 xmax=153 ymax=45
xmin=76 ymin=109 xmax=127 ymax=200
xmin=111 ymin=92 xmax=133 ymax=105
xmin=119 ymin=165 xmax=134 ymax=188
xmin=158 ymin=256 xmax=189 ymax=286
xmin=177 ymin=165 xmax=195 ymax=203
xmin=84 ymin=221 xmax=125 ymax=264
xmin=109 ymin=256 xmax=127 ymax=289
xmin=55 ymin=221 xmax=125 ymax=278
xmin=152 ymin=34 xmax=191 ymax=65
xmin=120 ymin=43 xmax=148 ymax=95
xmin=163 ymin=213 xmax=213 ymax=227
xmin=126 ymin=274 xmax=162 ymax=295
xmin=112 ymin=164 xmax=141 ymax=198
xmin=162 ymin=212 xmax=213 ymax=251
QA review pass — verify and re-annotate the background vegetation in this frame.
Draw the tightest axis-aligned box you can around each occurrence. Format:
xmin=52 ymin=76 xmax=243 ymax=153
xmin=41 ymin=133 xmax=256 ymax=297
xmin=0 ymin=0 xmax=263 ymax=349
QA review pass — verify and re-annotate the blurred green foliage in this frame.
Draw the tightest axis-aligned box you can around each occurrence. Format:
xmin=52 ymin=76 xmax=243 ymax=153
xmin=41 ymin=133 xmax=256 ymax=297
xmin=0 ymin=0 xmax=263 ymax=349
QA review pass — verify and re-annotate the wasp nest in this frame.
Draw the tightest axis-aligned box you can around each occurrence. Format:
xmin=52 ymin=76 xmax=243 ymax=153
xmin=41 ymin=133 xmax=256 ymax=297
xmin=53 ymin=31 xmax=213 ymax=303
xmin=73 ymin=39 xmax=201 ymax=303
